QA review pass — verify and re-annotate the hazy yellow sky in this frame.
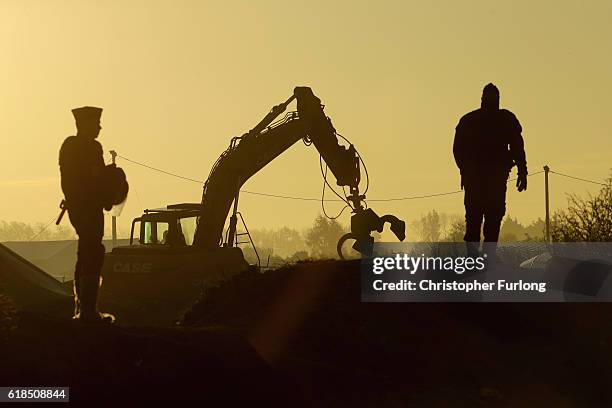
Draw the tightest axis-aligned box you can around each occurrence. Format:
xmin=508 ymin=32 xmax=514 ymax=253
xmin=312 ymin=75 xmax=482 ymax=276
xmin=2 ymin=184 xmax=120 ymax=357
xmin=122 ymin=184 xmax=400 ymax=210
xmin=1 ymin=0 xmax=610 ymax=236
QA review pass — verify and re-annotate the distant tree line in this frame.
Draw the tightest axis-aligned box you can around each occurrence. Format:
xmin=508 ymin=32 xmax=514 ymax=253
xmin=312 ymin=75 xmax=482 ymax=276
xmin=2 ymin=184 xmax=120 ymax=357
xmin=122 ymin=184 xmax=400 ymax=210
xmin=410 ymin=211 xmax=461 ymax=242
xmin=245 ymin=209 xmax=551 ymax=266
xmin=240 ymin=214 xmax=346 ymax=264
xmin=0 ymin=219 xmax=130 ymax=242
xmin=410 ymin=210 xmax=546 ymax=243
xmin=0 ymin=220 xmax=75 ymax=241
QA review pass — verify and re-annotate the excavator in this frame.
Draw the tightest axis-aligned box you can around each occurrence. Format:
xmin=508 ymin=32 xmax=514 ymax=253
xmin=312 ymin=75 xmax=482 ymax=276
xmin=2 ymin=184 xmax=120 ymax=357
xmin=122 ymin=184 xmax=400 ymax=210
xmin=100 ymin=87 xmax=405 ymax=325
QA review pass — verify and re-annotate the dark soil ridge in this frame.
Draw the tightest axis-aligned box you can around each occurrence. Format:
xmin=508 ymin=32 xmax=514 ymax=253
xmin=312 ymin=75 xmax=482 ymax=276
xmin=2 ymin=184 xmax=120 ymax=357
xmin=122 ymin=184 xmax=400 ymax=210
xmin=2 ymin=259 xmax=612 ymax=406
xmin=0 ymin=312 xmax=302 ymax=406
xmin=183 ymin=259 xmax=612 ymax=406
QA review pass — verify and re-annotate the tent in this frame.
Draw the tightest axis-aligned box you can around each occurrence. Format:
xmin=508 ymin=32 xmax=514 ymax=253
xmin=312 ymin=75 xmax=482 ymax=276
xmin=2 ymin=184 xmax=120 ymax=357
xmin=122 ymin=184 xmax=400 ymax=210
xmin=0 ymin=242 xmax=72 ymax=311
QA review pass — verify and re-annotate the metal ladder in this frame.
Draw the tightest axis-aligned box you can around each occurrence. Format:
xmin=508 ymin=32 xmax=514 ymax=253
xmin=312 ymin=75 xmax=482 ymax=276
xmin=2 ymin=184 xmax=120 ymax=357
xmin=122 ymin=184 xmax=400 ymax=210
xmin=233 ymin=211 xmax=261 ymax=269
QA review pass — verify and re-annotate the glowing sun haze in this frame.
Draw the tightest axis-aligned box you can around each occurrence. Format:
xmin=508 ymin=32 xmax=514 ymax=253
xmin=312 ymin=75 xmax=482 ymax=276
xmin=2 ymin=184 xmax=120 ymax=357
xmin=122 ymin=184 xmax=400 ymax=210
xmin=1 ymin=1 xmax=610 ymax=235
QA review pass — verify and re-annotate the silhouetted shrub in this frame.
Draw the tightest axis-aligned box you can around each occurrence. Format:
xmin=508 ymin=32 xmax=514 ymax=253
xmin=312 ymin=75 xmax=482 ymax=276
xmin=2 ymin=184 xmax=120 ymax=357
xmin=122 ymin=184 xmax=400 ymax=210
xmin=551 ymin=173 xmax=612 ymax=242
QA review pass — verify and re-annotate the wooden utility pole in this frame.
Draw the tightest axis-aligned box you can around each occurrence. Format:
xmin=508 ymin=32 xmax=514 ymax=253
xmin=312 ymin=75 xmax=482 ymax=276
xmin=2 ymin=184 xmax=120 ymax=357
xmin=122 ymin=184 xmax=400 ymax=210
xmin=544 ymin=165 xmax=550 ymax=242
xmin=110 ymin=150 xmax=117 ymax=248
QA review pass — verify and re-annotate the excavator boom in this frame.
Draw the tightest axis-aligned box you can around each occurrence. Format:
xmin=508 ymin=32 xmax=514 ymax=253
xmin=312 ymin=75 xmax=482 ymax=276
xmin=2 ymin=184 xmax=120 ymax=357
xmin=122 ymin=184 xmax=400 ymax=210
xmin=193 ymin=87 xmax=404 ymax=257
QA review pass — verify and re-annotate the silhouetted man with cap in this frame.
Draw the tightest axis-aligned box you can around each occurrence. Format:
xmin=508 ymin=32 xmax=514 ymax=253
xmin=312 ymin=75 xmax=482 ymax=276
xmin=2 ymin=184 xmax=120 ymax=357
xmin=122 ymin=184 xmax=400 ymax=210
xmin=59 ymin=106 xmax=115 ymax=323
xmin=453 ymin=83 xmax=527 ymax=258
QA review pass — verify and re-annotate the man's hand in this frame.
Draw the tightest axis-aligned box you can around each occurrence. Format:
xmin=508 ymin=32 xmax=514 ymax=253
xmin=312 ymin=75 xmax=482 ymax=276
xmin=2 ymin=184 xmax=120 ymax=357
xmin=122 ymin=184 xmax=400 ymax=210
xmin=516 ymin=173 xmax=527 ymax=192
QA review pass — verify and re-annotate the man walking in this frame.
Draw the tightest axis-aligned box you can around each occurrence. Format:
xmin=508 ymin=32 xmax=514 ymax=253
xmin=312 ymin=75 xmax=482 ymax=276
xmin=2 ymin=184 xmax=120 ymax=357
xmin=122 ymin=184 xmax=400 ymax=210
xmin=59 ymin=106 xmax=115 ymax=323
xmin=453 ymin=83 xmax=528 ymax=257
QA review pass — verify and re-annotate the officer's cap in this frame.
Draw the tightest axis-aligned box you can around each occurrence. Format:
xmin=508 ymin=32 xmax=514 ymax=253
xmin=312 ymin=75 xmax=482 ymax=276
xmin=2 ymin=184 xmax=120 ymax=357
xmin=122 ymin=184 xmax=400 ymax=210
xmin=72 ymin=106 xmax=103 ymax=123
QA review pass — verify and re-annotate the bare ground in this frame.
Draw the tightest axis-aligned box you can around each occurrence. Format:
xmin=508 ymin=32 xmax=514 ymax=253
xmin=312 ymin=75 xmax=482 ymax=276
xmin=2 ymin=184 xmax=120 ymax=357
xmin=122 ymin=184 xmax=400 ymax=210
xmin=2 ymin=259 xmax=612 ymax=406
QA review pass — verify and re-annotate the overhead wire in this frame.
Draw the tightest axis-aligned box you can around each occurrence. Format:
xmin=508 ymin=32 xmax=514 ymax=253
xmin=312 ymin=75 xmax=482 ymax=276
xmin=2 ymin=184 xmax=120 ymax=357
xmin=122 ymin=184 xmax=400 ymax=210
xmin=549 ymin=170 xmax=608 ymax=187
xmin=114 ymin=154 xmax=606 ymax=204
xmin=30 ymin=155 xmax=605 ymax=242
xmin=117 ymin=154 xmax=204 ymax=184
xmin=28 ymin=215 xmax=58 ymax=241
xmin=26 ymin=140 xmax=609 ymax=245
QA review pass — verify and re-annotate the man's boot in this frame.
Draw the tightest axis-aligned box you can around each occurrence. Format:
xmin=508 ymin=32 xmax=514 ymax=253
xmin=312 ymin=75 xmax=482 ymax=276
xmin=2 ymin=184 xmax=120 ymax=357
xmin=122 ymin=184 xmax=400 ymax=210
xmin=466 ymin=241 xmax=480 ymax=258
xmin=483 ymin=241 xmax=501 ymax=266
xmin=77 ymin=274 xmax=115 ymax=324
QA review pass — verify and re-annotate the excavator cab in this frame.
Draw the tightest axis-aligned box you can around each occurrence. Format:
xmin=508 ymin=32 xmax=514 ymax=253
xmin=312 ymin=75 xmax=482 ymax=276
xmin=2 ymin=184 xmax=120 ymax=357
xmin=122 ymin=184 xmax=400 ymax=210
xmin=100 ymin=203 xmax=250 ymax=326
xmin=129 ymin=205 xmax=199 ymax=247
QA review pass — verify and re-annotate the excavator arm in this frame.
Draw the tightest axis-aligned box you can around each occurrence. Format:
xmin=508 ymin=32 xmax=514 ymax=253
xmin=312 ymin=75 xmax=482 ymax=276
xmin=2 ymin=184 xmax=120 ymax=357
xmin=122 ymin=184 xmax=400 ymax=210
xmin=193 ymin=87 xmax=405 ymax=257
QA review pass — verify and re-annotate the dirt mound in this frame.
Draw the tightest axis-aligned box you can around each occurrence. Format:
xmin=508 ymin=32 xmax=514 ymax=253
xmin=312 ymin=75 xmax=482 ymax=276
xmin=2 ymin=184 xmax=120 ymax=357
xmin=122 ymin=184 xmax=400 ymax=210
xmin=184 ymin=259 xmax=612 ymax=406
xmin=2 ymin=259 xmax=612 ymax=406
xmin=0 ymin=312 xmax=302 ymax=406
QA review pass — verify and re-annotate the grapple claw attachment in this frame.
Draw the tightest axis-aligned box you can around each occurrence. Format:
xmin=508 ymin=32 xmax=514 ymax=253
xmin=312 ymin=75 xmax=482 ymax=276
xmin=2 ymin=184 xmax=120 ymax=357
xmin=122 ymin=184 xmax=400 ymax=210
xmin=337 ymin=208 xmax=406 ymax=260
xmin=381 ymin=214 xmax=406 ymax=242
